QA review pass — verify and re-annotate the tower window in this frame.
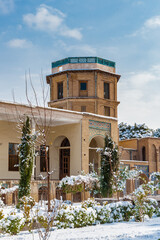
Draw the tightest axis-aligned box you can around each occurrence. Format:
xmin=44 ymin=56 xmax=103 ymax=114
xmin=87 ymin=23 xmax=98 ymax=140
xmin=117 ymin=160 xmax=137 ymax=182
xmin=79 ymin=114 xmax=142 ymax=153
xmin=80 ymin=82 xmax=87 ymax=90
xmin=81 ymin=106 xmax=86 ymax=112
xmin=104 ymin=106 xmax=110 ymax=116
xmin=104 ymin=82 xmax=110 ymax=99
xmin=57 ymin=82 xmax=63 ymax=99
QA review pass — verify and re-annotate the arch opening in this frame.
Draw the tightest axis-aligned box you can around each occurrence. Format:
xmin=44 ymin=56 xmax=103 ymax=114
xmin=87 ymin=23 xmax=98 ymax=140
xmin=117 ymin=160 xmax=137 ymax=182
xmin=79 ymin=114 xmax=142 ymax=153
xmin=59 ymin=137 xmax=70 ymax=180
xmin=89 ymin=136 xmax=104 ymax=174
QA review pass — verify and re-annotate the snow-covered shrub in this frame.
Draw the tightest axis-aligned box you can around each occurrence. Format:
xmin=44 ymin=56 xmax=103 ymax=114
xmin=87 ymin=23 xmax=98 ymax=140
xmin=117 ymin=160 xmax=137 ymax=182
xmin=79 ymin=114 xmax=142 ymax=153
xmin=55 ymin=203 xmax=97 ymax=229
xmin=108 ymin=201 xmax=133 ymax=222
xmin=55 ymin=204 xmax=74 ymax=229
xmin=94 ymin=204 xmax=111 ymax=224
xmin=120 ymin=201 xmax=133 ymax=221
xmin=2 ymin=211 xmax=25 ymax=235
xmin=132 ymin=181 xmax=156 ymax=222
xmin=109 ymin=202 xmax=122 ymax=222
xmin=81 ymin=198 xmax=99 ymax=209
xmin=73 ymin=207 xmax=96 ymax=228
xmin=17 ymin=196 xmax=35 ymax=231
xmin=59 ymin=172 xmax=99 ymax=195
xmin=144 ymin=198 xmax=158 ymax=218
xmin=37 ymin=210 xmax=53 ymax=229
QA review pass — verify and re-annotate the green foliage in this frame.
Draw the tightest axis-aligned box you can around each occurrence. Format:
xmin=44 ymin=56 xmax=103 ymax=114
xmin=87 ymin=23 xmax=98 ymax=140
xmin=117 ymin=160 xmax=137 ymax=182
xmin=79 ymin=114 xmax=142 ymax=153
xmin=55 ymin=204 xmax=74 ymax=229
xmin=132 ymin=181 xmax=156 ymax=222
xmin=95 ymin=205 xmax=111 ymax=224
xmin=2 ymin=212 xmax=25 ymax=235
xmin=17 ymin=196 xmax=35 ymax=231
xmin=100 ymin=135 xmax=119 ymax=197
xmin=19 ymin=116 xmax=36 ymax=199
xmin=73 ymin=207 xmax=96 ymax=228
xmin=144 ymin=198 xmax=158 ymax=218
xmin=81 ymin=198 xmax=100 ymax=209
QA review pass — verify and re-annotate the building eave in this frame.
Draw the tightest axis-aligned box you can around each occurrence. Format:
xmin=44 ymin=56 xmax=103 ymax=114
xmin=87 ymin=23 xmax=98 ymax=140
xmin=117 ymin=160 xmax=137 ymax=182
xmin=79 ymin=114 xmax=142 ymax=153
xmin=46 ymin=69 xmax=121 ymax=84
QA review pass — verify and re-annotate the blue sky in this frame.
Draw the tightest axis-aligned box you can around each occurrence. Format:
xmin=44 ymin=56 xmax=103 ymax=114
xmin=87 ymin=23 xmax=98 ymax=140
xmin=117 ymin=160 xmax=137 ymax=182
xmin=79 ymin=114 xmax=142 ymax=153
xmin=1 ymin=0 xmax=160 ymax=129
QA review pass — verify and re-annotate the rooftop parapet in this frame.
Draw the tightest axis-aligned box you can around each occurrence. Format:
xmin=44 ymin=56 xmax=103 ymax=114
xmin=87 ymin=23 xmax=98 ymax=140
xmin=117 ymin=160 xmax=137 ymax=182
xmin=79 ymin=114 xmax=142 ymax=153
xmin=52 ymin=57 xmax=116 ymax=74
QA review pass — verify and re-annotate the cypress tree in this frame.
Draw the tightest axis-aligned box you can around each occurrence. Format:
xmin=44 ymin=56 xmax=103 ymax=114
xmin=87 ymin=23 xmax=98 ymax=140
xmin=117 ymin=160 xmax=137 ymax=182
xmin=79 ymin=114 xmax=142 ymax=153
xmin=18 ymin=116 xmax=35 ymax=199
xmin=100 ymin=135 xmax=119 ymax=197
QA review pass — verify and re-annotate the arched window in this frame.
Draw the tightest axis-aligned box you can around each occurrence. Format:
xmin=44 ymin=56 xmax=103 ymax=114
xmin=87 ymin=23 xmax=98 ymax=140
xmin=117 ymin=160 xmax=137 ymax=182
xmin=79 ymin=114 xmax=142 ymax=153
xmin=38 ymin=186 xmax=48 ymax=201
xmin=61 ymin=138 xmax=70 ymax=147
xmin=152 ymin=144 xmax=157 ymax=162
xmin=60 ymin=138 xmax=70 ymax=179
xmin=142 ymin=146 xmax=146 ymax=161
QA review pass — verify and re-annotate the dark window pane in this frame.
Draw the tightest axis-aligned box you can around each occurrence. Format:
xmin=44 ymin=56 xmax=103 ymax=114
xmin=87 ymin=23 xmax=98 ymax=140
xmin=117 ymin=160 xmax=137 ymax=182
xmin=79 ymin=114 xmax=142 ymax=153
xmin=80 ymin=82 xmax=87 ymax=90
xmin=104 ymin=82 xmax=110 ymax=99
xmin=40 ymin=145 xmax=49 ymax=172
xmin=58 ymin=82 xmax=63 ymax=99
xmin=9 ymin=143 xmax=19 ymax=171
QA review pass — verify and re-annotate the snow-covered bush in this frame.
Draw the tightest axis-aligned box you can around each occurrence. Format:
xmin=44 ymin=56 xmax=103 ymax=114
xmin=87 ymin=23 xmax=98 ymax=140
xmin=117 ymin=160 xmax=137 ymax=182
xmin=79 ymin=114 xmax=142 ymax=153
xmin=59 ymin=172 xmax=99 ymax=194
xmin=17 ymin=196 xmax=35 ymax=231
xmin=81 ymin=198 xmax=99 ymax=209
xmin=132 ymin=181 xmax=156 ymax=222
xmin=120 ymin=201 xmax=133 ymax=221
xmin=56 ymin=203 xmax=97 ymax=229
xmin=55 ymin=204 xmax=74 ymax=229
xmin=109 ymin=202 xmax=122 ymax=222
xmin=73 ymin=207 xmax=96 ymax=228
xmin=2 ymin=211 xmax=25 ymax=235
xmin=95 ymin=204 xmax=111 ymax=224
xmin=108 ymin=201 xmax=133 ymax=222
xmin=144 ymin=198 xmax=158 ymax=218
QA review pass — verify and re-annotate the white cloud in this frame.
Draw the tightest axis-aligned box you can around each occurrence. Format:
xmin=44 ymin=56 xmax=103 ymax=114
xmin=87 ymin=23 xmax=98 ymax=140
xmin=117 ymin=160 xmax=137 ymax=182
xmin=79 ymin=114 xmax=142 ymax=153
xmin=0 ymin=0 xmax=14 ymax=14
xmin=23 ymin=4 xmax=82 ymax=40
xmin=7 ymin=39 xmax=32 ymax=48
xmin=118 ymin=66 xmax=160 ymax=128
xmin=144 ymin=16 xmax=160 ymax=29
xmin=130 ymin=15 xmax=160 ymax=37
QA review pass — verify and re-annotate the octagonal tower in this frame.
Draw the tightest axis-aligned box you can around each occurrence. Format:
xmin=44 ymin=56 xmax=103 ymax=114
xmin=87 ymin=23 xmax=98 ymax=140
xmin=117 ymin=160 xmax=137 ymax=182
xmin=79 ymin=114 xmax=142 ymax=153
xmin=46 ymin=57 xmax=120 ymax=118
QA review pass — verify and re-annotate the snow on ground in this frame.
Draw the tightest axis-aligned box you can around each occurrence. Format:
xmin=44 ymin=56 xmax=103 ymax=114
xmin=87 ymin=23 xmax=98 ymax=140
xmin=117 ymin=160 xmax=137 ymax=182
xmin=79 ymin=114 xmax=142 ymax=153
xmin=1 ymin=217 xmax=160 ymax=240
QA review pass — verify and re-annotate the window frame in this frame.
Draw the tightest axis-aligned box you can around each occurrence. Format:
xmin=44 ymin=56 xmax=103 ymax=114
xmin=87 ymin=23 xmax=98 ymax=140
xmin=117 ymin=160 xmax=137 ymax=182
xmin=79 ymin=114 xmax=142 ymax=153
xmin=40 ymin=145 xmax=49 ymax=172
xmin=104 ymin=106 xmax=110 ymax=116
xmin=104 ymin=82 xmax=110 ymax=99
xmin=81 ymin=106 xmax=86 ymax=112
xmin=57 ymin=82 xmax=63 ymax=99
xmin=79 ymin=81 xmax=88 ymax=97
xmin=8 ymin=143 xmax=19 ymax=171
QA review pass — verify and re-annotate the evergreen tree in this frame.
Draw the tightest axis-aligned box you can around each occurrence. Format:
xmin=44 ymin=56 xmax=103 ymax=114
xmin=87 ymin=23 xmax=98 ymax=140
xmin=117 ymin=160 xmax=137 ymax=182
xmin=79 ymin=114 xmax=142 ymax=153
xmin=100 ymin=135 xmax=119 ymax=197
xmin=18 ymin=116 xmax=35 ymax=199
xmin=119 ymin=122 xmax=153 ymax=140
xmin=153 ymin=128 xmax=160 ymax=138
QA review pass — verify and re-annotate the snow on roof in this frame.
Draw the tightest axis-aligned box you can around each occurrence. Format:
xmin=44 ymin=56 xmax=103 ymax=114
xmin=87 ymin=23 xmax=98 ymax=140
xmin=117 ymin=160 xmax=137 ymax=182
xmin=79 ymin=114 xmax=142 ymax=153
xmin=0 ymin=100 xmax=117 ymax=121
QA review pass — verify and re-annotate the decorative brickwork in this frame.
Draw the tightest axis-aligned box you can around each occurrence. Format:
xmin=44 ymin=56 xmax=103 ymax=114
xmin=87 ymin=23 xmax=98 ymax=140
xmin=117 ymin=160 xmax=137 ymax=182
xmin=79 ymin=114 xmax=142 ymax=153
xmin=89 ymin=120 xmax=111 ymax=141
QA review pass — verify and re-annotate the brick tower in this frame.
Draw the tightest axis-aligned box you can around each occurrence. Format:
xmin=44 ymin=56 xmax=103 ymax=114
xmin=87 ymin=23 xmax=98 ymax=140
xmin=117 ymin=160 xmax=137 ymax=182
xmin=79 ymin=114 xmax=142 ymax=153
xmin=46 ymin=57 xmax=120 ymax=117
